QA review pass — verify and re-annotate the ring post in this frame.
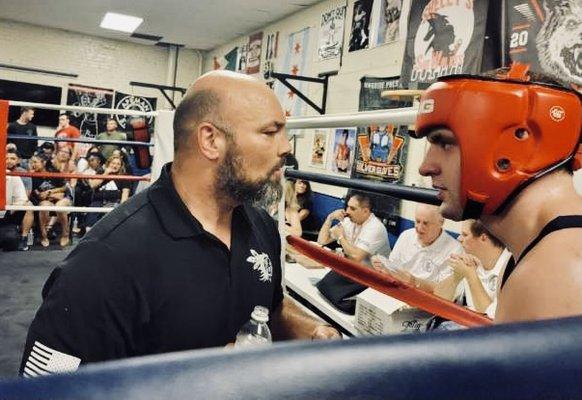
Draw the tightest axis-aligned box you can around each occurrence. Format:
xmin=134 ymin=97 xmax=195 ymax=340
xmin=0 ymin=100 xmax=9 ymax=211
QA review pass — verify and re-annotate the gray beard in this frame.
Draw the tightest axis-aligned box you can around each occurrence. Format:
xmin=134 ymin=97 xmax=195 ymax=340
xmin=215 ymin=145 xmax=282 ymax=206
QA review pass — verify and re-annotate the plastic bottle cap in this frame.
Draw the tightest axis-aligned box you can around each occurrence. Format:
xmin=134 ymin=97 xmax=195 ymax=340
xmin=251 ymin=306 xmax=269 ymax=323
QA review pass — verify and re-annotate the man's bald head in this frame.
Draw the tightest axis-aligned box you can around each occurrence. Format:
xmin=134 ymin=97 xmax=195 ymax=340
xmin=415 ymin=204 xmax=445 ymax=247
xmin=173 ymin=71 xmax=271 ymax=155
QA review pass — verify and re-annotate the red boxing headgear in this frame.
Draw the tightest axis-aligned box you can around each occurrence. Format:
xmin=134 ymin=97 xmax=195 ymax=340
xmin=413 ymin=63 xmax=582 ymax=218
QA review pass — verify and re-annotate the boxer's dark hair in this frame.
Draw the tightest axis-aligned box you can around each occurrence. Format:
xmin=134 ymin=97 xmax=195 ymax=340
xmin=173 ymin=89 xmax=221 ymax=154
xmin=469 ymin=219 xmax=504 ymax=248
xmin=20 ymin=107 xmax=34 ymax=115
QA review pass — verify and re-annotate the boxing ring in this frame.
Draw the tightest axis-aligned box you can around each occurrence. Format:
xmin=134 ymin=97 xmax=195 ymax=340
xmin=1 ymin=99 xmax=581 ymax=398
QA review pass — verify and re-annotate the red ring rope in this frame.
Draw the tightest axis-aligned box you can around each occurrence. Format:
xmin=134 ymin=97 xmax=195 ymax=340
xmin=287 ymin=235 xmax=492 ymax=327
xmin=7 ymin=171 xmax=150 ymax=182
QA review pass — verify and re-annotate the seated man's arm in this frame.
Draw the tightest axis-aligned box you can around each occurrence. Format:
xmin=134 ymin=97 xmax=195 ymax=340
xmin=338 ymin=235 xmax=369 ymax=262
xmin=450 ymin=254 xmax=493 ymax=312
xmin=20 ymin=241 xmax=144 ymax=377
xmin=434 ymin=273 xmax=463 ymax=300
xmin=270 ymin=296 xmax=341 ymax=341
xmin=344 ymin=222 xmax=391 ymax=264
xmin=317 ymin=209 xmax=345 ymax=246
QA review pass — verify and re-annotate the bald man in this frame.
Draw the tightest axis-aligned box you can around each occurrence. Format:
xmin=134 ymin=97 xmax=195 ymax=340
xmin=20 ymin=71 xmax=339 ymax=377
xmin=373 ymin=204 xmax=462 ymax=293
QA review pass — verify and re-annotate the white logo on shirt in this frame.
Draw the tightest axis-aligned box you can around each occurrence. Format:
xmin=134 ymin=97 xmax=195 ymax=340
xmin=487 ymin=275 xmax=498 ymax=293
xmin=23 ymin=341 xmax=81 ymax=378
xmin=247 ymin=249 xmax=273 ymax=282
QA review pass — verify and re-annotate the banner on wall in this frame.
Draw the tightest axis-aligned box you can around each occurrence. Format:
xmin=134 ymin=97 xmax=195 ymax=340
xmin=327 ymin=128 xmax=357 ymax=175
xmin=505 ymin=0 xmax=581 ymax=90
xmin=246 ymin=32 xmax=263 ymax=75
xmin=265 ymin=32 xmax=279 ymax=61
xmin=318 ymin=5 xmax=346 ymax=61
xmin=373 ymin=0 xmax=403 ymax=46
xmin=113 ymin=92 xmax=157 ymax=130
xmin=275 ymin=27 xmax=311 ymax=118
xmin=353 ymin=76 xmax=410 ymax=216
xmin=400 ymin=0 xmax=489 ymax=89
xmin=348 ymin=0 xmax=373 ymax=52
xmin=66 ymin=84 xmax=114 ymax=138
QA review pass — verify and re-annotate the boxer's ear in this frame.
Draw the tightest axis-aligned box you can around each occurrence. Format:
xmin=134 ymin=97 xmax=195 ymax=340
xmin=197 ymin=122 xmax=223 ymax=161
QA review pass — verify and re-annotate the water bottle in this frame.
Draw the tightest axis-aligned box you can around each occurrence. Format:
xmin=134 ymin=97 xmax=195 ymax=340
xmin=235 ymin=306 xmax=272 ymax=347
xmin=27 ymin=231 xmax=34 ymax=246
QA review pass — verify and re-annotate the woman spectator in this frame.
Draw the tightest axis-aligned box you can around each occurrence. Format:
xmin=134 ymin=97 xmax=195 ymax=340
xmin=284 ymin=180 xmax=302 ymax=237
xmin=74 ymin=149 xmax=105 ymax=236
xmin=51 ymin=146 xmax=76 ymax=173
xmin=294 ymin=179 xmax=313 ymax=223
xmin=29 ymin=153 xmax=72 ymax=247
xmin=86 ymin=155 xmax=131 ymax=229
xmin=294 ymin=179 xmax=319 ymax=237
xmin=76 ymin=145 xmax=101 ymax=174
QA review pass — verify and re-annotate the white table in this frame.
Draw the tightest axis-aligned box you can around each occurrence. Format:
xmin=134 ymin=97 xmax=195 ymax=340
xmin=284 ymin=262 xmax=359 ymax=336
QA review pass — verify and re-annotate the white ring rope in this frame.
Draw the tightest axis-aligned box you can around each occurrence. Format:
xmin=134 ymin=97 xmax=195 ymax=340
xmin=8 ymin=100 xmax=158 ymax=118
xmin=8 ymin=102 xmax=417 ymax=127
xmin=286 ymin=107 xmax=418 ymax=129
xmin=6 ymin=205 xmax=114 ymax=213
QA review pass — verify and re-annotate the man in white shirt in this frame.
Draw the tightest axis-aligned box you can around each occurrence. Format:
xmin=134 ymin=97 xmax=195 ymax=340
xmin=373 ymin=204 xmax=462 ymax=292
xmin=2 ymin=174 xmax=34 ymax=251
xmin=317 ymin=192 xmax=391 ymax=264
xmin=435 ymin=219 xmax=512 ymax=318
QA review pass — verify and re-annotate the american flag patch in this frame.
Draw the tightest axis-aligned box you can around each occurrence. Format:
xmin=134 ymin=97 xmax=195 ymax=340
xmin=23 ymin=341 xmax=81 ymax=378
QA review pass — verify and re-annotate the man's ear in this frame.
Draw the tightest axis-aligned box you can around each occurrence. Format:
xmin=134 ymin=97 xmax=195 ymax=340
xmin=197 ymin=122 xmax=224 ymax=161
xmin=479 ymin=233 xmax=489 ymax=243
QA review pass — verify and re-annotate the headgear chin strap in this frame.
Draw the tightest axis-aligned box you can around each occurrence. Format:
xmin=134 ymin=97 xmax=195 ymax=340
xmin=413 ymin=63 xmax=582 ymax=218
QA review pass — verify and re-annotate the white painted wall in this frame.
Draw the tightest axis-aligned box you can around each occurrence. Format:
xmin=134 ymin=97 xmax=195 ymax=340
xmin=202 ymin=0 xmax=459 ymax=230
xmin=0 ymin=19 xmax=202 ymax=116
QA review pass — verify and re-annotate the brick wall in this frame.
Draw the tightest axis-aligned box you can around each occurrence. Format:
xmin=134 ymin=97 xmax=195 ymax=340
xmin=0 ymin=19 xmax=202 ymax=110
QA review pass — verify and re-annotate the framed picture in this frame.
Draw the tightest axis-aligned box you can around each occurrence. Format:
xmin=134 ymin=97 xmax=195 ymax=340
xmin=309 ymin=129 xmax=329 ymax=168
xmin=328 ymin=128 xmax=357 ymax=175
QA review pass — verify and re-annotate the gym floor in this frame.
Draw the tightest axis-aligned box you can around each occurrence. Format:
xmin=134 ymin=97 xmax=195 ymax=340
xmin=0 ymin=246 xmax=73 ymax=379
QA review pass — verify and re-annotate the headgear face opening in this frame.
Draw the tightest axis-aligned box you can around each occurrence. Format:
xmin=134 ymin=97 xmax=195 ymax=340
xmin=413 ymin=63 xmax=582 ymax=218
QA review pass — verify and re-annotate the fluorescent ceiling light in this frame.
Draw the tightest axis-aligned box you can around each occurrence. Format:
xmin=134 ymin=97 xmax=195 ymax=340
xmin=100 ymin=12 xmax=143 ymax=33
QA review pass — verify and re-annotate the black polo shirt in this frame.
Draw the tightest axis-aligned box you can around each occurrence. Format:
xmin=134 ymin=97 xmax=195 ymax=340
xmin=20 ymin=163 xmax=283 ymax=375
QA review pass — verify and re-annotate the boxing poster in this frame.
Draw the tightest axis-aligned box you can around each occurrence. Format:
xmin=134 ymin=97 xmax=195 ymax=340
xmin=354 ymin=76 xmax=410 ymax=215
xmin=265 ymin=32 xmax=279 ymax=61
xmin=327 ymin=128 xmax=357 ymax=175
xmin=113 ymin=92 xmax=157 ymax=130
xmin=318 ymin=5 xmax=346 ymax=61
xmin=274 ymin=27 xmax=311 ymax=118
xmin=66 ymin=84 xmax=114 ymax=138
xmin=309 ymin=129 xmax=329 ymax=168
xmin=246 ymin=32 xmax=263 ymax=75
xmin=348 ymin=0 xmax=373 ymax=52
xmin=373 ymin=0 xmax=403 ymax=46
xmin=505 ymin=0 xmax=581 ymax=91
xmin=399 ymin=0 xmax=489 ymax=89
